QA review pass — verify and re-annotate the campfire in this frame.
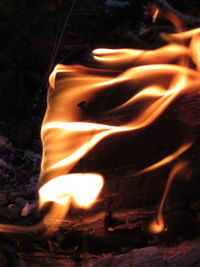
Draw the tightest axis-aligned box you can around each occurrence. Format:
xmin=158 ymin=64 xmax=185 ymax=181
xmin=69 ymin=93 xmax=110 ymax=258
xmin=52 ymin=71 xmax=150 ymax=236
xmin=39 ymin=7 xmax=200 ymax=232
xmin=2 ymin=8 xmax=197 ymax=230
xmin=1 ymin=1 xmax=200 ymax=266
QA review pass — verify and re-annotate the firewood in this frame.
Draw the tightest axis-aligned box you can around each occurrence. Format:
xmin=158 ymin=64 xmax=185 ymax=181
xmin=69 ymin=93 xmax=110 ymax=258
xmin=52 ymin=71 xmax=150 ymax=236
xmin=17 ymin=238 xmax=200 ymax=267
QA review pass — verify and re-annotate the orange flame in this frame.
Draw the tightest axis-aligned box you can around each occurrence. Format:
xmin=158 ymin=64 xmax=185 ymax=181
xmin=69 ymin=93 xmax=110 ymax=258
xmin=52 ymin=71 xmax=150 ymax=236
xmin=152 ymin=8 xmax=160 ymax=23
xmin=135 ymin=142 xmax=192 ymax=176
xmin=149 ymin=161 xmax=191 ymax=233
xmin=0 ymin=16 xmax=200 ymax=235
xmin=38 ymin=25 xmax=197 ymax=233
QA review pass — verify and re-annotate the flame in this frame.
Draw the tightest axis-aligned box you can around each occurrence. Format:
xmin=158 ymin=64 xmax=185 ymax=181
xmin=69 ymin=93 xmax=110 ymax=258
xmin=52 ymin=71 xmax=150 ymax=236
xmin=152 ymin=8 xmax=160 ymax=23
xmin=149 ymin=161 xmax=191 ymax=233
xmin=149 ymin=215 xmax=165 ymax=234
xmin=38 ymin=24 xmax=197 ymax=233
xmin=39 ymin=173 xmax=104 ymax=209
xmin=135 ymin=142 xmax=192 ymax=176
xmin=1 ymin=13 xmax=200 ymax=235
xmin=162 ymin=28 xmax=200 ymax=41
xmin=93 ymin=45 xmax=190 ymax=67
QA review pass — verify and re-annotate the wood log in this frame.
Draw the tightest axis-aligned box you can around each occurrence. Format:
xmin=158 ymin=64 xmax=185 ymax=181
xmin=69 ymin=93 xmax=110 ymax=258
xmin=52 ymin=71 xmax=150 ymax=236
xmin=16 ymin=237 xmax=200 ymax=267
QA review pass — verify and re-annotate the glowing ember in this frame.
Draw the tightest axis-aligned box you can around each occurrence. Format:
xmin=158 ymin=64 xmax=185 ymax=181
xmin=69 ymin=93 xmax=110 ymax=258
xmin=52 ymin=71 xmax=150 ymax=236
xmin=0 ymin=11 xmax=199 ymax=235
xmin=149 ymin=217 xmax=165 ymax=234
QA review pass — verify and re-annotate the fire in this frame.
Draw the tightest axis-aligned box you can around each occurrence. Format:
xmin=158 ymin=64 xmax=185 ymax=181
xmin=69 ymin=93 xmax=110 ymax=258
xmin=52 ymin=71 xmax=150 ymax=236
xmin=152 ymin=8 xmax=160 ymax=23
xmin=149 ymin=161 xmax=191 ymax=233
xmin=0 ymin=12 xmax=200 ymax=235
xmin=39 ymin=173 xmax=104 ymax=208
xmin=149 ymin=216 xmax=165 ymax=234
xmin=38 ymin=20 xmax=199 ymax=234
xmin=135 ymin=142 xmax=192 ymax=176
